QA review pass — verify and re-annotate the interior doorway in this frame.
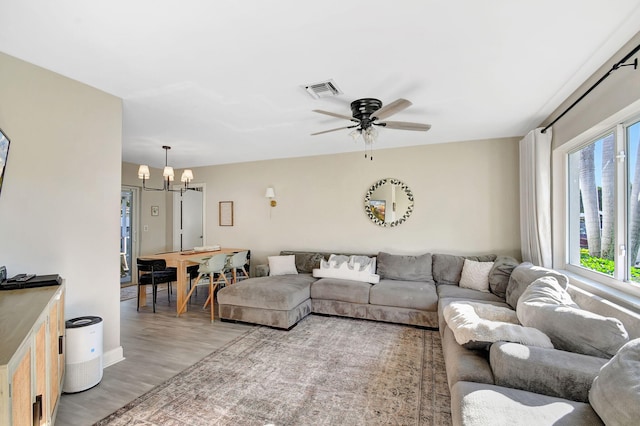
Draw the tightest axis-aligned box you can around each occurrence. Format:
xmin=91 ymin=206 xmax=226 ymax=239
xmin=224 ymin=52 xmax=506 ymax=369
xmin=173 ymin=185 xmax=205 ymax=251
xmin=120 ymin=186 xmax=139 ymax=285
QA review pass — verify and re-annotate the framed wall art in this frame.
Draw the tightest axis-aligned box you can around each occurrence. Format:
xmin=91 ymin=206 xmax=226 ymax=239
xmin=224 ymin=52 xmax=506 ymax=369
xmin=219 ymin=201 xmax=234 ymax=226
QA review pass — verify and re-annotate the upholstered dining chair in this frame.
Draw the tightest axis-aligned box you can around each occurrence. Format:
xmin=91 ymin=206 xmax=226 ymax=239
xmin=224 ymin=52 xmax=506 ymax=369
xmin=226 ymin=250 xmax=250 ymax=284
xmin=178 ymin=253 xmax=230 ymax=322
xmin=136 ymin=258 xmax=177 ymax=313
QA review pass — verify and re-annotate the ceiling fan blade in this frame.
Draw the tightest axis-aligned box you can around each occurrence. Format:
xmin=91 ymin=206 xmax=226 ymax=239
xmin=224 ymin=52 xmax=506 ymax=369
xmin=380 ymin=121 xmax=431 ymax=131
xmin=370 ymin=98 xmax=412 ymax=120
xmin=312 ymin=109 xmax=359 ymax=122
xmin=311 ymin=125 xmax=357 ymax=136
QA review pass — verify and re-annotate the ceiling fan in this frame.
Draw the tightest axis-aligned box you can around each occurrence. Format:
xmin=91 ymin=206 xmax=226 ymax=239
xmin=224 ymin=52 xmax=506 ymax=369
xmin=311 ymin=98 xmax=431 ymax=142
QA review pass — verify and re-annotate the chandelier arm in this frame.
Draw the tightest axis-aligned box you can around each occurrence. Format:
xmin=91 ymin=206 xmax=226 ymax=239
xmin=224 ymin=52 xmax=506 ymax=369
xmin=140 ymin=176 xmax=167 ymax=192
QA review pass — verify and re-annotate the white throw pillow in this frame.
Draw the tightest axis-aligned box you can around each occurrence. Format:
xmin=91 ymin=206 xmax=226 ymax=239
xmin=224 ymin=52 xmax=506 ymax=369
xmin=312 ymin=254 xmax=380 ymax=284
xmin=459 ymin=259 xmax=494 ymax=292
xmin=268 ymin=255 xmax=298 ymax=276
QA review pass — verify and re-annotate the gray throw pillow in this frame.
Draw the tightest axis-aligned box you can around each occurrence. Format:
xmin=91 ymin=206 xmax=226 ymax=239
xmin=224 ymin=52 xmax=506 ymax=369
xmin=589 ymin=338 xmax=640 ymax=425
xmin=517 ymin=276 xmax=629 ymax=358
xmin=280 ymin=251 xmax=325 ymax=274
xmin=376 ymin=252 xmax=433 ymax=282
xmin=432 ymin=253 xmax=496 ymax=285
xmin=488 ymin=256 xmax=519 ymax=299
xmin=505 ymin=262 xmax=569 ymax=308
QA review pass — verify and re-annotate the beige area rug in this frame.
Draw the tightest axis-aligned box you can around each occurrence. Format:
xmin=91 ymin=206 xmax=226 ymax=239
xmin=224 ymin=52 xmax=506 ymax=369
xmin=94 ymin=315 xmax=451 ymax=425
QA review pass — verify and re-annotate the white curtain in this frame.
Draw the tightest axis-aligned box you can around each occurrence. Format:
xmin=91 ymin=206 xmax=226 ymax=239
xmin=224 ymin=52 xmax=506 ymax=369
xmin=520 ymin=128 xmax=552 ymax=267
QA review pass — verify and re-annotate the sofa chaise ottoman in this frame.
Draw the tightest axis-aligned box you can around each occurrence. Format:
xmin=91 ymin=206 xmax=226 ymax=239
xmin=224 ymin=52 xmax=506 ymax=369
xmin=217 ymin=273 xmax=316 ymax=330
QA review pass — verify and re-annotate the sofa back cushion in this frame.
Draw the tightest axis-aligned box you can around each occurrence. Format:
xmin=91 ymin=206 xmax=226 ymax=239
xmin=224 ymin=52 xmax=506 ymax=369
xmin=432 ymin=253 xmax=497 ymax=286
xmin=517 ymin=276 xmax=629 ymax=358
xmin=376 ymin=252 xmax=434 ymax=282
xmin=280 ymin=251 xmax=326 ymax=274
xmin=505 ymin=262 xmax=568 ymax=308
xmin=488 ymin=256 xmax=520 ymax=298
xmin=589 ymin=338 xmax=640 ymax=425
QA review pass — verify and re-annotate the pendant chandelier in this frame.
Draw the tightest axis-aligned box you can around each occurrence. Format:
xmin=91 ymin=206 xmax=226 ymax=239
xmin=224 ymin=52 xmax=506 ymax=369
xmin=137 ymin=145 xmax=195 ymax=194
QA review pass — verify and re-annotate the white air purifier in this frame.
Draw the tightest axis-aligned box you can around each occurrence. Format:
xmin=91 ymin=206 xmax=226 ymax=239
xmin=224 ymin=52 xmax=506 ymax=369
xmin=63 ymin=316 xmax=103 ymax=393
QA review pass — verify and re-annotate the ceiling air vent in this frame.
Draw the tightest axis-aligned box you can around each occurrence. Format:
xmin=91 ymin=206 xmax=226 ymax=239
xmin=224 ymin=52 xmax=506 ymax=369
xmin=304 ymin=79 xmax=342 ymax=99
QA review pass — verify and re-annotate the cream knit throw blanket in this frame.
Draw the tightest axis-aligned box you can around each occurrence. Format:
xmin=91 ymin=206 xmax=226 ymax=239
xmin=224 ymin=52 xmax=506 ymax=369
xmin=444 ymin=301 xmax=553 ymax=348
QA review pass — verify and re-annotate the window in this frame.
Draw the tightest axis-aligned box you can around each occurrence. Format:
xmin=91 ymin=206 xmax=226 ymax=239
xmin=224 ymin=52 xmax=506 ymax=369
xmin=566 ymin=117 xmax=640 ymax=291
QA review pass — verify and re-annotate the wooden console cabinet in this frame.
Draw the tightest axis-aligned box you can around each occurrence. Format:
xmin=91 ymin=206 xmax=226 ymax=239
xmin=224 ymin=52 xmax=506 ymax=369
xmin=0 ymin=284 xmax=65 ymax=426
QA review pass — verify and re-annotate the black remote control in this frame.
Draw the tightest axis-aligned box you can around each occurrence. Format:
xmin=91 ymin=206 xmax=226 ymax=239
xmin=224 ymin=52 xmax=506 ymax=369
xmin=16 ymin=274 xmax=36 ymax=282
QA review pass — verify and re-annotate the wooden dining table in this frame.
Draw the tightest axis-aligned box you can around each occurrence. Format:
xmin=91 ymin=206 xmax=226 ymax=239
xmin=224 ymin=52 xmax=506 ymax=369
xmin=139 ymin=248 xmax=248 ymax=316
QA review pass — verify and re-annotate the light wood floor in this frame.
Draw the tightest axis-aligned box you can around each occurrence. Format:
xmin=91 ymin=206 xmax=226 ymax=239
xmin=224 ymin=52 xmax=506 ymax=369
xmin=55 ymin=286 xmax=254 ymax=425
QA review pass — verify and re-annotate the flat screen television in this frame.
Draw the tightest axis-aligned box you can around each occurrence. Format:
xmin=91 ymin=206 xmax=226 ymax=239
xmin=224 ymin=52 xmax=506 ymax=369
xmin=0 ymin=128 xmax=10 ymax=196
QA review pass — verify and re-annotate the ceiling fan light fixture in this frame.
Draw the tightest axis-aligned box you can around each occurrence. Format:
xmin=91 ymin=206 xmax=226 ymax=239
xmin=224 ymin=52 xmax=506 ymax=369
xmin=310 ymin=96 xmax=430 ymax=160
xmin=362 ymin=126 xmax=378 ymax=144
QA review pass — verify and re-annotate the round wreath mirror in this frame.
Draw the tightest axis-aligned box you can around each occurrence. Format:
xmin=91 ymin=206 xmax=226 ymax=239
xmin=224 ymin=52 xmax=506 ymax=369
xmin=364 ymin=178 xmax=414 ymax=227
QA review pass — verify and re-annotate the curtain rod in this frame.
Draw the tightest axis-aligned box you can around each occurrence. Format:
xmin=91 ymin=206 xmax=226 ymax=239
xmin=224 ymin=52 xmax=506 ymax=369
xmin=541 ymin=42 xmax=640 ymax=134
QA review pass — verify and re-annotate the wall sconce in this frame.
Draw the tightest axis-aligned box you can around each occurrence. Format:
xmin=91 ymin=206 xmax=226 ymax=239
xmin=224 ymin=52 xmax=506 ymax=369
xmin=265 ymin=187 xmax=277 ymax=207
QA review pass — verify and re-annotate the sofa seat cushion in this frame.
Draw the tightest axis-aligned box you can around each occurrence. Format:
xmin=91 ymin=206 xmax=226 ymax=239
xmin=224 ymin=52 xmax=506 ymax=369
xmin=442 ymin=325 xmax=495 ymax=388
xmin=451 ymin=381 xmax=603 ymax=426
xmin=491 ymin=342 xmax=607 ymax=403
xmin=369 ymin=279 xmax=438 ymax=311
xmin=217 ymin=274 xmax=316 ymax=310
xmin=310 ymin=278 xmax=372 ymax=304
xmin=437 ymin=285 xmax=504 ymax=303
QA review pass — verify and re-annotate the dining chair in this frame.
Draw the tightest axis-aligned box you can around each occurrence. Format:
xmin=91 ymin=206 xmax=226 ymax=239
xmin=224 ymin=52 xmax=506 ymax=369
xmin=178 ymin=253 xmax=230 ymax=321
xmin=136 ymin=258 xmax=177 ymax=313
xmin=120 ymin=252 xmax=129 ymax=278
xmin=226 ymin=250 xmax=250 ymax=284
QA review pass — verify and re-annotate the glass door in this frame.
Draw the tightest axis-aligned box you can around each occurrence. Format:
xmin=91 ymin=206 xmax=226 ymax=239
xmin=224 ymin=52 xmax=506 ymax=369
xmin=120 ymin=189 xmax=133 ymax=284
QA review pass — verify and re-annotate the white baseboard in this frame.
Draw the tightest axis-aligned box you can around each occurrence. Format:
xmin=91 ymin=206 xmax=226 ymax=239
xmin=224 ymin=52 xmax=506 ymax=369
xmin=103 ymin=346 xmax=125 ymax=368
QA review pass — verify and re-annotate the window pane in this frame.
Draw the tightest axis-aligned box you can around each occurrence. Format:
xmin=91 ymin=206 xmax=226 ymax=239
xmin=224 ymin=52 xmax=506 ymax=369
xmin=627 ymin=120 xmax=640 ymax=282
xmin=568 ymin=133 xmax=615 ymax=277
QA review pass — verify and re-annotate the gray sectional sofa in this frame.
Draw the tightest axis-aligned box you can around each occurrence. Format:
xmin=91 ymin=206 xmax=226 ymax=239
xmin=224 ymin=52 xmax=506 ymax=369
xmin=218 ymin=250 xmax=466 ymax=329
xmin=216 ymin=250 xmax=640 ymax=425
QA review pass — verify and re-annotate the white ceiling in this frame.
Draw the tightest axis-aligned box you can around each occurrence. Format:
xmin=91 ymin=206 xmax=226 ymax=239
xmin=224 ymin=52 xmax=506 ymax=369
xmin=1 ymin=1 xmax=640 ymax=168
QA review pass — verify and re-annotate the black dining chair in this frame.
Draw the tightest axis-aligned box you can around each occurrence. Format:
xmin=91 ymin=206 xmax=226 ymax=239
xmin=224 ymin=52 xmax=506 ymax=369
xmin=136 ymin=258 xmax=178 ymax=313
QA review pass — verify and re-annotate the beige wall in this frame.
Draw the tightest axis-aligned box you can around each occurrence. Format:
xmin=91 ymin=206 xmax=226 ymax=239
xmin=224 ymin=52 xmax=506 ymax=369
xmin=545 ymin=31 xmax=640 ymax=149
xmin=125 ymin=137 xmax=522 ymax=270
xmin=0 ymin=52 xmax=123 ymax=362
